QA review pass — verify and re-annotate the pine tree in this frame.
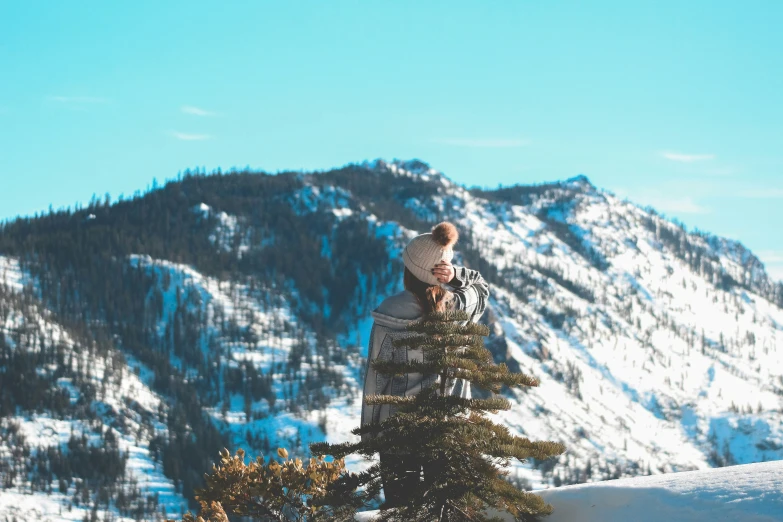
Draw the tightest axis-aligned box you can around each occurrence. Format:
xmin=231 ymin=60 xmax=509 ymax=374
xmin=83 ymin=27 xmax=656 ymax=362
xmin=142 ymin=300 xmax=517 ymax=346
xmin=312 ymin=310 xmax=566 ymax=521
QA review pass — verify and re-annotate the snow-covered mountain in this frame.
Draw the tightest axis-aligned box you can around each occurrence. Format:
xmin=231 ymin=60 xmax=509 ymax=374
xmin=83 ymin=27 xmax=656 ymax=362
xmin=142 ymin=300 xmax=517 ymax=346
xmin=0 ymin=159 xmax=781 ymax=521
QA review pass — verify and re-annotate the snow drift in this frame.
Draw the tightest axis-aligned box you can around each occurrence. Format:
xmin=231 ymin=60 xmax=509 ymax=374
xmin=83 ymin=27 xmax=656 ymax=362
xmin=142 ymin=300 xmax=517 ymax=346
xmin=356 ymin=460 xmax=783 ymax=521
xmin=538 ymin=459 xmax=783 ymax=522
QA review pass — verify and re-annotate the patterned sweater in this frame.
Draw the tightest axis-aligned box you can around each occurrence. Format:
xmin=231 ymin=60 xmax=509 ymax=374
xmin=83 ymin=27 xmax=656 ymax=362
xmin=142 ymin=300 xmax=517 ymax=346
xmin=360 ymin=266 xmax=489 ymax=442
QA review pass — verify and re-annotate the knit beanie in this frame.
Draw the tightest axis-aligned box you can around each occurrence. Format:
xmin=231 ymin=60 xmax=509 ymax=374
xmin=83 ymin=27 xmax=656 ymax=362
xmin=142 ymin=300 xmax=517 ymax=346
xmin=402 ymin=222 xmax=459 ymax=286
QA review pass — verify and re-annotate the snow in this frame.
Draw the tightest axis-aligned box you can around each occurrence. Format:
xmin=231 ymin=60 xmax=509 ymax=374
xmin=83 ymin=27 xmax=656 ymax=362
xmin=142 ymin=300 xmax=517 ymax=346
xmin=289 ymin=184 xmax=353 ymax=215
xmin=333 ymin=207 xmax=354 ymax=218
xmin=379 ymin=159 xmax=444 ymax=181
xmin=193 ymin=203 xmax=260 ymax=255
xmin=537 ymin=460 xmax=783 ymax=522
xmin=195 ymin=202 xmax=210 ymax=216
xmin=0 ymin=255 xmax=26 ymax=291
xmin=0 ymin=415 xmax=182 ymax=520
xmin=0 ymin=489 xmax=100 ymax=522
xmin=355 ymin=460 xmax=783 ymax=521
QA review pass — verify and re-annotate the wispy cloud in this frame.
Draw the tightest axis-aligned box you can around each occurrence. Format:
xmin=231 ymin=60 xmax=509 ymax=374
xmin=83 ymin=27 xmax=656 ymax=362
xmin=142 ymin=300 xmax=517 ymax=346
xmin=181 ymin=105 xmax=218 ymax=117
xmin=47 ymin=95 xmax=110 ymax=104
xmin=685 ymin=165 xmax=738 ymax=177
xmin=704 ymin=166 xmax=735 ymax=176
xmin=760 ymin=252 xmax=783 ymax=282
xmin=757 ymin=251 xmax=783 ymax=263
xmin=433 ymin=137 xmax=530 ymax=148
xmin=644 ymin=196 xmax=709 ymax=215
xmin=768 ymin=266 xmax=783 ymax=282
xmin=738 ymin=188 xmax=783 ymax=199
xmin=170 ymin=131 xmax=211 ymax=141
xmin=661 ymin=151 xmax=715 ymax=163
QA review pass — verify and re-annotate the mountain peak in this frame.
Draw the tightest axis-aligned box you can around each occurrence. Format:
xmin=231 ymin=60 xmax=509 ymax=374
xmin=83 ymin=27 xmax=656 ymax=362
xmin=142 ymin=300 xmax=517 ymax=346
xmin=565 ymin=174 xmax=595 ymax=190
xmin=363 ymin=158 xmax=443 ymax=179
xmin=394 ymin=158 xmax=434 ymax=175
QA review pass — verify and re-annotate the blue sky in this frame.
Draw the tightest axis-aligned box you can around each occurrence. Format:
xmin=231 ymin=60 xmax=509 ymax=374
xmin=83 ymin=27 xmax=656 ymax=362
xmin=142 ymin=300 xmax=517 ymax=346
xmin=1 ymin=1 xmax=782 ymax=279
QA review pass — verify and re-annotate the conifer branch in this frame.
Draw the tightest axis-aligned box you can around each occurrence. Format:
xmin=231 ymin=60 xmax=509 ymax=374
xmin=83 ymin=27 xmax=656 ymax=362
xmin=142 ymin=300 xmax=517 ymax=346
xmin=363 ymin=394 xmax=417 ymax=406
xmin=371 ymin=359 xmax=440 ymax=377
xmin=393 ymin=334 xmax=485 ymax=350
xmin=406 ymin=320 xmax=490 ymax=337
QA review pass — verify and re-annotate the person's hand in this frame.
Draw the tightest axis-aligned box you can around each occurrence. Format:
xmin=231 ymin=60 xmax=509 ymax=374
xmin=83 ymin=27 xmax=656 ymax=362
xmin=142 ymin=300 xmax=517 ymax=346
xmin=432 ymin=261 xmax=455 ymax=284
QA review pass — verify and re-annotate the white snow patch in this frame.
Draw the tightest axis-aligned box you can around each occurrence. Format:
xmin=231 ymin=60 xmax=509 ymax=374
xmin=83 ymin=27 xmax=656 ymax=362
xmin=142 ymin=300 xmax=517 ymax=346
xmin=0 ymin=255 xmax=26 ymax=291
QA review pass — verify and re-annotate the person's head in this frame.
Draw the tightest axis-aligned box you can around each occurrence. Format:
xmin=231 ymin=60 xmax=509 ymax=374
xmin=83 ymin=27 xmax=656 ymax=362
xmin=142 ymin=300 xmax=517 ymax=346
xmin=402 ymin=222 xmax=459 ymax=314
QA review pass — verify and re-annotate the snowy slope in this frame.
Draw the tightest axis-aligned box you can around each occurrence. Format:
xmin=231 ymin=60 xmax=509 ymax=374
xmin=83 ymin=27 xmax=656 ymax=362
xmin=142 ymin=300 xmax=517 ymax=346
xmin=537 ymin=460 xmax=783 ymax=522
xmin=127 ymin=253 xmax=365 ymax=454
xmin=333 ymin=162 xmax=783 ymax=486
xmin=0 ymin=257 xmax=185 ymax=521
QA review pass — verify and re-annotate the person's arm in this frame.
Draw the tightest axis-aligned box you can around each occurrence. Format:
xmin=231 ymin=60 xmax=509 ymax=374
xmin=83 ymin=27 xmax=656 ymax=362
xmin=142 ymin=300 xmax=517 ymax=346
xmin=433 ymin=262 xmax=489 ymax=322
xmin=360 ymin=323 xmax=380 ymax=433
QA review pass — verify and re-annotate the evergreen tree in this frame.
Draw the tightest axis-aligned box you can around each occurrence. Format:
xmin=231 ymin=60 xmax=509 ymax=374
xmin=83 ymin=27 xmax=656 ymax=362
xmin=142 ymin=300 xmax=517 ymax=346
xmin=312 ymin=309 xmax=566 ymax=521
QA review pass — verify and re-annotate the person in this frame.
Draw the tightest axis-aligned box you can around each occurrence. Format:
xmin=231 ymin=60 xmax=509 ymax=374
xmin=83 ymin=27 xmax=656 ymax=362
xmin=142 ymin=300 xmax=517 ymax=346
xmin=360 ymin=221 xmax=490 ymax=507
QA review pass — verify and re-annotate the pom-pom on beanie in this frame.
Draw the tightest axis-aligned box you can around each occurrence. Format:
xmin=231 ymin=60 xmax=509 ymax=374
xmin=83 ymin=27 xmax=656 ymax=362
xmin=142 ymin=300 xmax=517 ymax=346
xmin=403 ymin=222 xmax=459 ymax=286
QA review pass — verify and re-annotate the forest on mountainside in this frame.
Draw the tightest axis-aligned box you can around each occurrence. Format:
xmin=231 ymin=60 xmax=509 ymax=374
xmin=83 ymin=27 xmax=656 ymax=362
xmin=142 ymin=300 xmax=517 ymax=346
xmin=0 ymin=164 xmax=475 ymax=509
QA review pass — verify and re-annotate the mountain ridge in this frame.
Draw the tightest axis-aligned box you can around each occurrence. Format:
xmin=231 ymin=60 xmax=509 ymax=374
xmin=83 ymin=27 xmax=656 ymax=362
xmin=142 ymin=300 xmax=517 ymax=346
xmin=0 ymin=159 xmax=781 ymax=521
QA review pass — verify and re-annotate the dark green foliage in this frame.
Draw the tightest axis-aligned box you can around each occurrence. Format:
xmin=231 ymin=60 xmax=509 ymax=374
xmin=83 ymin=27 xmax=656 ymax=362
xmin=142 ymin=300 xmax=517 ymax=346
xmin=317 ymin=165 xmax=441 ymax=231
xmin=312 ymin=310 xmax=566 ymax=521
